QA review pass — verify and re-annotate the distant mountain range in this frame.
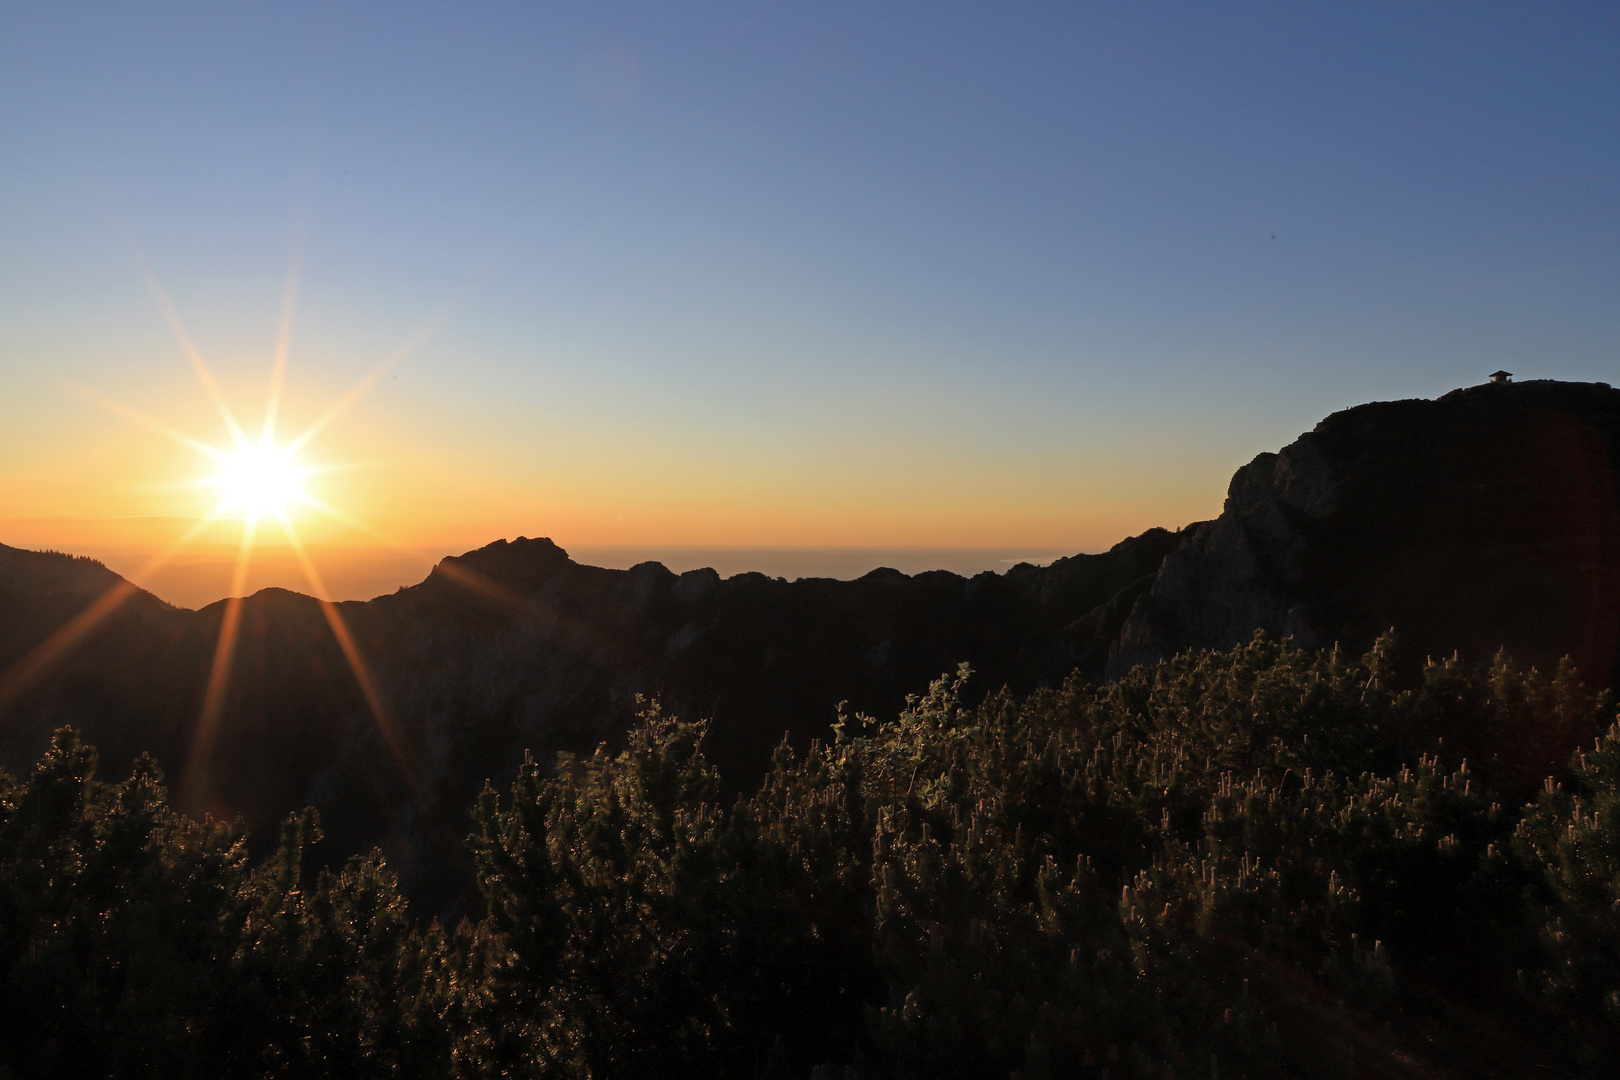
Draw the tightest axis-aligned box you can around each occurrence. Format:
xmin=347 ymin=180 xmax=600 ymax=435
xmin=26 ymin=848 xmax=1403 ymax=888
xmin=0 ymin=513 xmax=1181 ymax=912
xmin=4 ymin=377 xmax=1619 ymax=913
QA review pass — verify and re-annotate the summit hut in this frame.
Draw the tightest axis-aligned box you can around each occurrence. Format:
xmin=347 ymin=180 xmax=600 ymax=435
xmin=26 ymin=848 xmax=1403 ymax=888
xmin=1489 ymin=370 xmax=1513 ymax=384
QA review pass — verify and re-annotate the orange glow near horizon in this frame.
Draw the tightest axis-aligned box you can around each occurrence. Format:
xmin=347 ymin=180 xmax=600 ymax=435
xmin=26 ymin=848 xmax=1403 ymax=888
xmin=0 ymin=238 xmax=1233 ymax=596
xmin=0 ymin=236 xmax=1233 ymax=808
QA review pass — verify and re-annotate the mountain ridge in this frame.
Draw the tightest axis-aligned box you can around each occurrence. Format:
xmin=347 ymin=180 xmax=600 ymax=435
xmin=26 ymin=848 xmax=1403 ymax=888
xmin=0 ymin=525 xmax=1183 ymax=910
xmin=7 ymin=377 xmax=1620 ymax=910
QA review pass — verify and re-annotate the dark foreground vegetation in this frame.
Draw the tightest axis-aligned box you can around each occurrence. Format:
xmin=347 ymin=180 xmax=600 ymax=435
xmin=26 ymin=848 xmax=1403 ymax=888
xmin=3 ymin=634 xmax=1620 ymax=1078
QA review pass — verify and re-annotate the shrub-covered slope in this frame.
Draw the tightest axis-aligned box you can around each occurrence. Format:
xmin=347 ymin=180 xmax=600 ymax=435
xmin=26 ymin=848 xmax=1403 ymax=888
xmin=4 ymin=635 xmax=1619 ymax=1078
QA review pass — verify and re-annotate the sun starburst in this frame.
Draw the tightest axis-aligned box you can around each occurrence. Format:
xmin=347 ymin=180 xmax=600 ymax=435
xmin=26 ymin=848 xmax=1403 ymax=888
xmin=0 ymin=240 xmax=445 ymax=808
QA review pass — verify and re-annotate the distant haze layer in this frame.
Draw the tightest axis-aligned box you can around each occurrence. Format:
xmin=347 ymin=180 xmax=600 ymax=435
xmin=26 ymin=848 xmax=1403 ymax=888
xmin=31 ymin=541 xmax=1082 ymax=610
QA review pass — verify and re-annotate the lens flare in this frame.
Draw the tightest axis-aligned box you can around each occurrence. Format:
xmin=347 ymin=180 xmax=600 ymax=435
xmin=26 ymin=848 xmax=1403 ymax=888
xmin=8 ymin=238 xmax=453 ymax=810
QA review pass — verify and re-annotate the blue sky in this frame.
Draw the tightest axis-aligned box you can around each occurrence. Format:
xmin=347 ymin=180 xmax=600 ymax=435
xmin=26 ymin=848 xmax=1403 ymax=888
xmin=2 ymin=2 xmax=1617 ymax=565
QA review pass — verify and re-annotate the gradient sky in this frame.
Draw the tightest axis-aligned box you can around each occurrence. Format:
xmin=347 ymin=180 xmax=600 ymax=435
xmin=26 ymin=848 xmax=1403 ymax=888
xmin=3 ymin=3 xmax=1618 ymax=586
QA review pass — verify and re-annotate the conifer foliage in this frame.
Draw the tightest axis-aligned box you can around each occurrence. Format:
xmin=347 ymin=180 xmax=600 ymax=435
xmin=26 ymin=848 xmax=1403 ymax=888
xmin=2 ymin=634 xmax=1619 ymax=1077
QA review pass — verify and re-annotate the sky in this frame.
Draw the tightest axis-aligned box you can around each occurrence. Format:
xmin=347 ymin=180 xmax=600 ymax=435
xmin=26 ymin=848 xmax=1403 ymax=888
xmin=2 ymin=3 xmax=1618 ymax=604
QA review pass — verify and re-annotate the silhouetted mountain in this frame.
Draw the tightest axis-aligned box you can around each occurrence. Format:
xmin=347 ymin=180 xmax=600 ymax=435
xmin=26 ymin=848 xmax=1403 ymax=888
xmin=0 ymin=528 xmax=1180 ymax=911
xmin=0 ymin=545 xmax=127 ymax=597
xmin=1114 ymin=379 xmax=1620 ymax=685
xmin=8 ymin=378 xmax=1620 ymax=912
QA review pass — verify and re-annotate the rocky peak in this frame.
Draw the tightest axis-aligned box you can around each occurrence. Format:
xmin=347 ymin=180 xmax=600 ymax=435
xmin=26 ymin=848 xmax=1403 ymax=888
xmin=1111 ymin=379 xmax=1620 ymax=683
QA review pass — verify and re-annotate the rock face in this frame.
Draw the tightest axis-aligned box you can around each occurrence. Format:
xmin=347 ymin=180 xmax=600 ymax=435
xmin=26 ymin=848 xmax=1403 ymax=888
xmin=1111 ymin=379 xmax=1620 ymax=683
xmin=0 ymin=527 xmax=1182 ymax=912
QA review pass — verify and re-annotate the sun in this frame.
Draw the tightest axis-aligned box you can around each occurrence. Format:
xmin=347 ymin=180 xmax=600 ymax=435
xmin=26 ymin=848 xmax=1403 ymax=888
xmin=3 ymin=243 xmax=443 ymax=808
xmin=213 ymin=443 xmax=308 ymax=520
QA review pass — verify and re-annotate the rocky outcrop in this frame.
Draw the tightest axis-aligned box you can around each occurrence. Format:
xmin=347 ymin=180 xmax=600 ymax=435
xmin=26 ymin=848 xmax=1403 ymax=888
xmin=1111 ymin=380 xmax=1620 ymax=682
xmin=1108 ymin=437 xmax=1338 ymax=672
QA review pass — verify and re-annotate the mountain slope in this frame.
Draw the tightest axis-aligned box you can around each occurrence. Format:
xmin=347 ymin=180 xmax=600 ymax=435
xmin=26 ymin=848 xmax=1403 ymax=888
xmin=0 ymin=530 xmax=1180 ymax=909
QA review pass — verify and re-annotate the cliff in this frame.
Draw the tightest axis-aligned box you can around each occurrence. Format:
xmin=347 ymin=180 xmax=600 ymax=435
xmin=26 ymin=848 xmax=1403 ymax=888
xmin=1111 ymin=379 xmax=1620 ymax=685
